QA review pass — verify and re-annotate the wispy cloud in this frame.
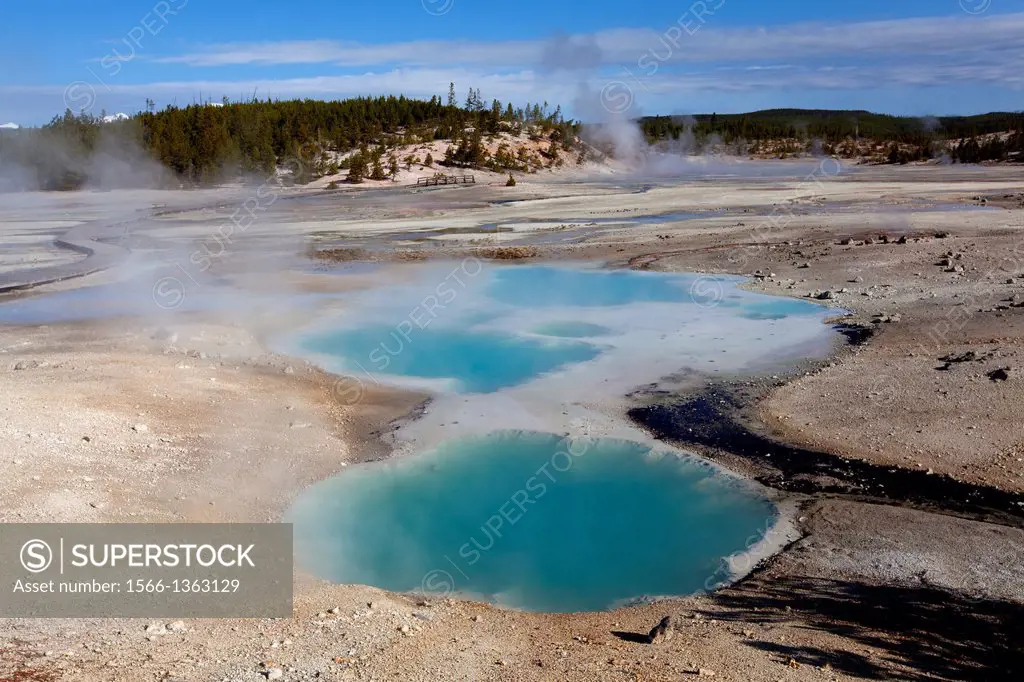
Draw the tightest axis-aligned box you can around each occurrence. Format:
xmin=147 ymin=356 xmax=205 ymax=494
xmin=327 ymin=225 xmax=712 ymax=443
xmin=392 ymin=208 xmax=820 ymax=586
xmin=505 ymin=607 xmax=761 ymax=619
xmin=4 ymin=59 xmax=1020 ymax=110
xmin=151 ymin=12 xmax=1024 ymax=70
xmin=4 ymin=12 xmax=1022 ymax=122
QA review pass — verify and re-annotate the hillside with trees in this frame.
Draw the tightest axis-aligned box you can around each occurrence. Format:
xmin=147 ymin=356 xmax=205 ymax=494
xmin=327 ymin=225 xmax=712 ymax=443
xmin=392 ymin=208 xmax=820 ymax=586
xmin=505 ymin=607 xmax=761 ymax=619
xmin=0 ymin=88 xmax=581 ymax=190
xmin=3 ymin=102 xmax=1021 ymax=191
xmin=640 ymin=110 xmax=1024 ymax=164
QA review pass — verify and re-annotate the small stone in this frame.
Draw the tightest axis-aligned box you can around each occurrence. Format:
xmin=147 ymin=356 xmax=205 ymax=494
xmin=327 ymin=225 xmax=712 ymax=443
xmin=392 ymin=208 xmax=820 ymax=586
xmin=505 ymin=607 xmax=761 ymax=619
xmin=167 ymin=620 xmax=186 ymax=632
xmin=327 ymin=607 xmax=340 ymax=614
xmin=471 ymin=615 xmax=483 ymax=623
xmin=698 ymin=669 xmax=716 ymax=677
xmin=132 ymin=424 xmax=149 ymax=433
xmin=788 ymin=658 xmax=801 ymax=669
xmin=144 ymin=622 xmax=166 ymax=635
xmin=265 ymin=668 xmax=283 ymax=680
xmin=284 ymin=366 xmax=295 ymax=375
xmin=398 ymin=624 xmax=410 ymax=635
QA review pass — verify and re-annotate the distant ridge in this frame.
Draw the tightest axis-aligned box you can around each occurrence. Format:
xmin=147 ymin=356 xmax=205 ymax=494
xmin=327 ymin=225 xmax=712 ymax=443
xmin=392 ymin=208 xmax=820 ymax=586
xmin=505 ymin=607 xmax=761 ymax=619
xmin=640 ymin=109 xmax=1024 ymax=164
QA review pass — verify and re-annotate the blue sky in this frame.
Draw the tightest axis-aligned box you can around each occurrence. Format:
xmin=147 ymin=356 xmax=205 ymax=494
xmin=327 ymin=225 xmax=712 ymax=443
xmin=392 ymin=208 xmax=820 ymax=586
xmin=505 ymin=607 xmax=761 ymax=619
xmin=1 ymin=0 xmax=1022 ymax=125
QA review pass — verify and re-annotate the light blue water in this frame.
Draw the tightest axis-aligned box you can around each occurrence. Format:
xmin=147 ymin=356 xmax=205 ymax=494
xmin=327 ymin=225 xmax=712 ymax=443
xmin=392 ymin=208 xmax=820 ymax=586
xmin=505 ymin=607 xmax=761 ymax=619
xmin=285 ymin=264 xmax=837 ymax=612
xmin=532 ymin=321 xmax=614 ymax=338
xmin=292 ymin=265 xmax=829 ymax=392
xmin=301 ymin=325 xmax=601 ymax=393
xmin=287 ymin=431 xmax=775 ymax=613
xmin=488 ymin=266 xmax=695 ymax=307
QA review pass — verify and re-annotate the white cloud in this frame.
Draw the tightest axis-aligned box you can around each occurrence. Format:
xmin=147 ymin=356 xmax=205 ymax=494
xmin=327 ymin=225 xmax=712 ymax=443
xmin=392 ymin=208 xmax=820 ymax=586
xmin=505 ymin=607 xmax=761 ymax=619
xmin=150 ymin=12 xmax=1024 ymax=70
xmin=4 ymin=12 xmax=1023 ymax=122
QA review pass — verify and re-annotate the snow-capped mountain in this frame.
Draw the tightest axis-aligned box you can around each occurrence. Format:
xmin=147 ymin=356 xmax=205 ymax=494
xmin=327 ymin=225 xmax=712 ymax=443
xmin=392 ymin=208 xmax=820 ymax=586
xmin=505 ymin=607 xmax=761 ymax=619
xmin=101 ymin=113 xmax=130 ymax=123
xmin=0 ymin=122 xmax=19 ymax=130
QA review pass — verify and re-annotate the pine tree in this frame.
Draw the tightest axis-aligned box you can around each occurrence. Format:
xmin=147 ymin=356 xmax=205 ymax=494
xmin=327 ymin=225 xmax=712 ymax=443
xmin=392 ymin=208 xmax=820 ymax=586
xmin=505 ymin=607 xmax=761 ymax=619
xmin=347 ymin=152 xmax=367 ymax=183
xmin=447 ymin=83 xmax=457 ymax=108
xmin=370 ymin=157 xmax=386 ymax=180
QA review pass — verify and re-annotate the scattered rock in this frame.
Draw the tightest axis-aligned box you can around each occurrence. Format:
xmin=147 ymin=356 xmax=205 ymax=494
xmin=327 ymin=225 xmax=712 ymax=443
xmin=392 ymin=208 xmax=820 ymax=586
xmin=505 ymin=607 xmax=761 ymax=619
xmin=144 ymin=622 xmax=167 ymax=635
xmin=132 ymin=424 xmax=149 ymax=433
xmin=939 ymin=351 xmax=986 ymax=365
xmin=12 ymin=360 xmax=42 ymax=371
xmin=167 ymin=620 xmax=186 ymax=632
xmin=698 ymin=669 xmax=716 ymax=677
xmin=648 ymin=616 xmax=674 ymax=645
xmin=471 ymin=615 xmax=483 ymax=623
xmin=265 ymin=668 xmax=283 ymax=680
xmin=815 ymin=291 xmax=835 ymax=300
xmin=988 ymin=367 xmax=1011 ymax=382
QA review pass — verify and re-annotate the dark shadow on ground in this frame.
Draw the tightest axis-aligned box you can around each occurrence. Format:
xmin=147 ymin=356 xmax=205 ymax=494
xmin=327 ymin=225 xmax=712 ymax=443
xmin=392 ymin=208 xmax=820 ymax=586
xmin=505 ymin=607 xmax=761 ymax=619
xmin=628 ymin=384 xmax=1024 ymax=524
xmin=610 ymin=631 xmax=650 ymax=644
xmin=704 ymin=576 xmax=1024 ymax=681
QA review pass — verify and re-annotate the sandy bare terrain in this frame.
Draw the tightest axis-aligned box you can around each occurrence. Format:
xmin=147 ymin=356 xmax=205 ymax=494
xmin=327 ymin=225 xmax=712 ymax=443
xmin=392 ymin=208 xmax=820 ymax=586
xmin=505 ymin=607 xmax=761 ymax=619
xmin=2 ymin=163 xmax=1023 ymax=681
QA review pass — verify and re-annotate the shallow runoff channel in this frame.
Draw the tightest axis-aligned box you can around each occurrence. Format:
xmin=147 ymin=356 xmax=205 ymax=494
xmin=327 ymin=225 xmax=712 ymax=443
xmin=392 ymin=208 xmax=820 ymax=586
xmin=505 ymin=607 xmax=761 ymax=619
xmin=278 ymin=261 xmax=841 ymax=613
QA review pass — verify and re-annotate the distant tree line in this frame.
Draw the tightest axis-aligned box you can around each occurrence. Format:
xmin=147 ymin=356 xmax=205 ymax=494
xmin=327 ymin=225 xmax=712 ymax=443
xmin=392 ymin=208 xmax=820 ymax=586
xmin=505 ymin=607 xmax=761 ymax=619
xmin=640 ymin=110 xmax=1024 ymax=163
xmin=0 ymin=86 xmax=581 ymax=190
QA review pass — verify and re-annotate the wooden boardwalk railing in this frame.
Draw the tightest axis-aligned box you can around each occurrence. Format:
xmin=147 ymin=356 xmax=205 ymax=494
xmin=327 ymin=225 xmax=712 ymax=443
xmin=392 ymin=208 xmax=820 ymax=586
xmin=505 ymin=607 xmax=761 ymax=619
xmin=415 ymin=174 xmax=476 ymax=187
